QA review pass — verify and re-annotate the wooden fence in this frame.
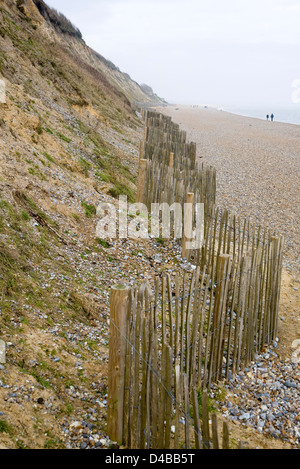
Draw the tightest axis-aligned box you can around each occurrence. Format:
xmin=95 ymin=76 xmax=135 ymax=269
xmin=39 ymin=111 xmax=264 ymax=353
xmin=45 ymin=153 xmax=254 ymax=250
xmin=137 ymin=110 xmax=216 ymax=221
xmin=192 ymin=206 xmax=284 ymax=363
xmin=106 ymin=110 xmax=284 ymax=449
xmin=107 ymin=232 xmax=283 ymax=448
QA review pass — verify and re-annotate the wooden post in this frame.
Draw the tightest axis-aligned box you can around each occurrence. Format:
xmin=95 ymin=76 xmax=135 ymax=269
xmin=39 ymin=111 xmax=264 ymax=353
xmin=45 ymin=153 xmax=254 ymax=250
xmin=192 ymin=388 xmax=202 ymax=449
xmin=270 ymin=236 xmax=281 ymax=341
xmin=212 ymin=414 xmax=219 ymax=449
xmin=164 ymin=345 xmax=173 ymax=449
xmin=137 ymin=158 xmax=148 ymax=204
xmin=210 ymin=254 xmax=231 ymax=382
xmin=182 ymin=192 xmax=194 ymax=261
xmin=169 ymin=152 xmax=174 ymax=169
xmin=174 ymin=364 xmax=181 ymax=449
xmin=184 ymin=373 xmax=190 ymax=449
xmin=139 ymin=140 xmax=145 ymax=162
xmin=108 ymin=285 xmax=130 ymax=445
xmin=144 ymin=124 xmax=149 ymax=142
xmin=222 ymin=421 xmax=230 ymax=449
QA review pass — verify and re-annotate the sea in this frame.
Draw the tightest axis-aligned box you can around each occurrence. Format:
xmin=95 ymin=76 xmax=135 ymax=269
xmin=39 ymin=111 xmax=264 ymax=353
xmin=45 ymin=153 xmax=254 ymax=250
xmin=223 ymin=105 xmax=300 ymax=126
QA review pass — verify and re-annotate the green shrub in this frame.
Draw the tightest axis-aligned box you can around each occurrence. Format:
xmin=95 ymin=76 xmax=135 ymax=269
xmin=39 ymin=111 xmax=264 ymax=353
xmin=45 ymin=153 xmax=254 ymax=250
xmin=79 ymin=158 xmax=90 ymax=177
xmin=21 ymin=211 xmax=30 ymax=221
xmin=108 ymin=183 xmax=135 ymax=203
xmin=81 ymin=201 xmax=96 ymax=218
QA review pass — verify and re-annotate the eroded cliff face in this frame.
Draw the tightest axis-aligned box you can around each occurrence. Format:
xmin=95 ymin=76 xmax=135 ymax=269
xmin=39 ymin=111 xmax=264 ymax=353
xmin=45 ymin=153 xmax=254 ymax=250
xmin=14 ymin=0 xmax=165 ymax=106
xmin=0 ymin=0 xmax=167 ymax=449
xmin=0 ymin=0 xmax=145 ymax=202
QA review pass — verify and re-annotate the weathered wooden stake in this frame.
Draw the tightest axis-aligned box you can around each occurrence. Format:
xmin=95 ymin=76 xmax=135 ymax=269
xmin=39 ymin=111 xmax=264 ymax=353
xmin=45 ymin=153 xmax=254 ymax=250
xmin=222 ymin=421 xmax=230 ymax=449
xmin=182 ymin=192 xmax=194 ymax=261
xmin=0 ymin=340 xmax=6 ymax=364
xmin=108 ymin=285 xmax=130 ymax=444
xmin=139 ymin=140 xmax=145 ymax=162
xmin=202 ymin=390 xmax=210 ymax=449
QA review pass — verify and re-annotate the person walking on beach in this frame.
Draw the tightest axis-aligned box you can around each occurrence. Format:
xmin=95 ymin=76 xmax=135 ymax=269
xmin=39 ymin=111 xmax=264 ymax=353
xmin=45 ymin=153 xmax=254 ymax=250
xmin=266 ymin=114 xmax=269 ymax=120
xmin=271 ymin=113 xmax=274 ymax=122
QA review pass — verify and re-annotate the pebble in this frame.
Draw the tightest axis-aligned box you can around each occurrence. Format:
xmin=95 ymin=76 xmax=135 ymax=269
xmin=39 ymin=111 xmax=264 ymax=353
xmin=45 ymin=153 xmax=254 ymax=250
xmin=216 ymin=344 xmax=300 ymax=447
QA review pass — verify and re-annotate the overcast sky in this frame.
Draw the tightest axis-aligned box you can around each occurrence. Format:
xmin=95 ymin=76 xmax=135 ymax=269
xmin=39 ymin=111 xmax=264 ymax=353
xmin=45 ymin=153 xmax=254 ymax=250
xmin=47 ymin=0 xmax=300 ymax=108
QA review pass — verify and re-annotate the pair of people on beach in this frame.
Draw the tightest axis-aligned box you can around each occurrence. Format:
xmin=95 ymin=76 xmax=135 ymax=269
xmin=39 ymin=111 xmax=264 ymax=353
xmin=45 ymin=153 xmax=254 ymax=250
xmin=266 ymin=114 xmax=274 ymax=121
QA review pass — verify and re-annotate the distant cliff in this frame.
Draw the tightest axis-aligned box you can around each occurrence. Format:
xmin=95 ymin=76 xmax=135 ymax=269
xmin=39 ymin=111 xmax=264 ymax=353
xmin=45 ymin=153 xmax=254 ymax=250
xmin=13 ymin=0 xmax=166 ymax=107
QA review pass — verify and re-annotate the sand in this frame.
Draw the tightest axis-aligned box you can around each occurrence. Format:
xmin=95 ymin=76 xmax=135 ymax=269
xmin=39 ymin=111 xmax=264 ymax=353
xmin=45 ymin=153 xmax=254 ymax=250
xmin=156 ymin=104 xmax=300 ymax=274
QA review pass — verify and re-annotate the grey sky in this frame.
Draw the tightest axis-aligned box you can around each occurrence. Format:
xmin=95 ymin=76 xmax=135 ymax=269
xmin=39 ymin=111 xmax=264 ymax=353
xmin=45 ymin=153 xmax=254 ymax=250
xmin=47 ymin=0 xmax=300 ymax=107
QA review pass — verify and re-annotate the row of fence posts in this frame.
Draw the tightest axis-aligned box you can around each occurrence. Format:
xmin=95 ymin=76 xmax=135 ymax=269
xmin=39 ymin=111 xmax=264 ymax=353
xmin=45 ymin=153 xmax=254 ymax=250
xmin=107 ymin=242 xmax=283 ymax=449
xmin=137 ymin=110 xmax=217 ymax=228
xmin=106 ymin=110 xmax=284 ymax=449
xmin=108 ymin=282 xmax=236 ymax=449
